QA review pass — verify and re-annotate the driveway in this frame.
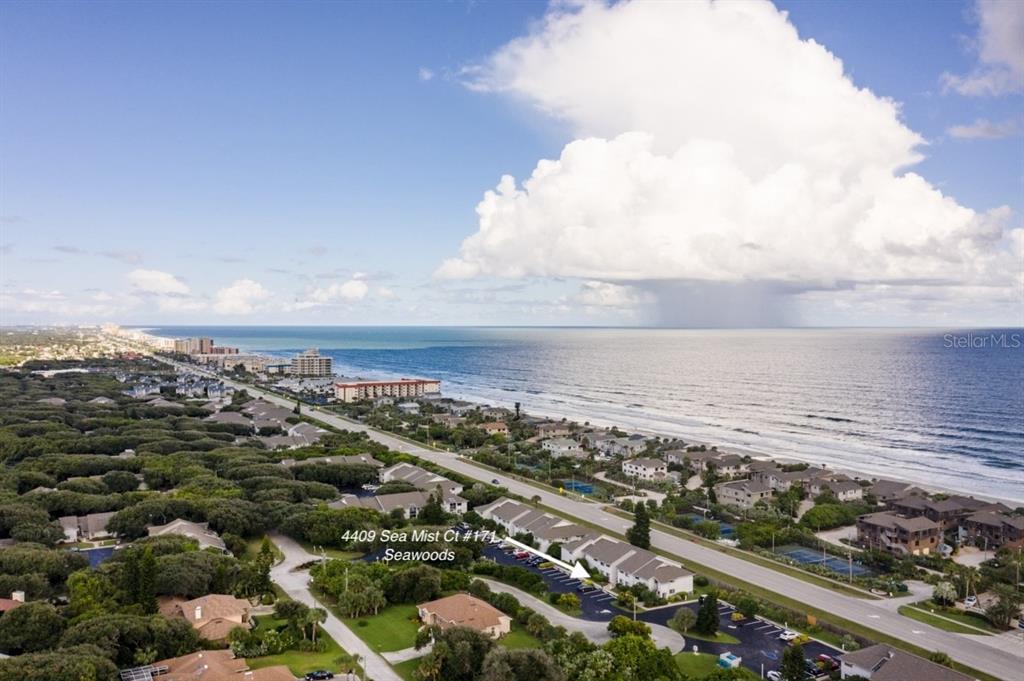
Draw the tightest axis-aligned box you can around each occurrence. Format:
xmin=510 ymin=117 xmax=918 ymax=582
xmin=165 ymin=361 xmax=1024 ymax=681
xmin=268 ymin=533 xmax=402 ymax=681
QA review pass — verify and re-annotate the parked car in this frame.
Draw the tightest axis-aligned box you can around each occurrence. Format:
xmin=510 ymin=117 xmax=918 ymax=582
xmin=778 ymin=630 xmax=799 ymax=642
xmin=766 ymin=672 xmax=782 ymax=681
xmin=492 ymin=478 xmax=500 ymax=484
xmin=305 ymin=672 xmax=334 ymax=681
xmin=964 ymin=595 xmax=978 ymax=608
xmin=816 ymin=654 xmax=839 ymax=671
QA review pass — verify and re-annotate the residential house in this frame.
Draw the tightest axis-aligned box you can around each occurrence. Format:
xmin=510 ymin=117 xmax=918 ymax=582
xmin=867 ymin=479 xmax=925 ymax=503
xmin=839 ymin=644 xmax=973 ymax=681
xmin=0 ymin=591 xmax=24 ymax=614
xmin=447 ymin=400 xmax=477 ymax=416
xmin=147 ymin=518 xmax=227 ymax=552
xmin=330 ymin=489 xmax=468 ymax=518
xmin=714 ymin=480 xmax=773 ymax=510
xmin=159 ymin=594 xmax=252 ymax=642
xmin=663 ymin=449 xmax=720 ymax=472
xmin=563 ymin=536 xmax=694 ymax=598
xmin=432 ymin=414 xmax=466 ymax=428
xmin=58 ymin=511 xmax=116 ymax=543
xmin=480 ymin=407 xmax=513 ymax=420
xmin=476 ymin=498 xmax=596 ymax=553
xmin=809 ymin=478 xmax=865 ymax=502
xmin=397 ymin=402 xmax=420 ymax=415
xmin=418 ymin=593 xmax=511 ymax=638
xmin=856 ymin=512 xmax=940 ymax=555
xmin=204 ymin=411 xmax=252 ymax=428
xmin=536 ymin=422 xmax=572 ymax=438
xmin=279 ymin=454 xmax=384 ymax=468
xmin=621 ymin=457 xmax=669 ymax=482
xmin=480 ymin=421 xmax=509 ymax=437
xmin=542 ymin=437 xmax=584 ymax=458
xmin=126 ymin=650 xmax=295 ymax=681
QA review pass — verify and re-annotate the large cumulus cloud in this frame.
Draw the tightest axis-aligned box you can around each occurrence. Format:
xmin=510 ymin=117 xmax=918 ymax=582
xmin=438 ymin=0 xmax=1020 ymax=322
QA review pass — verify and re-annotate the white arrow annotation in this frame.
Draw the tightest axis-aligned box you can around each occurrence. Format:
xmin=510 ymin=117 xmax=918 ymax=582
xmin=501 ymin=535 xmax=590 ymax=580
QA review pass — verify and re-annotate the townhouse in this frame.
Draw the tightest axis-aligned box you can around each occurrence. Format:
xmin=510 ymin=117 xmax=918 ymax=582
xmin=480 ymin=421 xmax=509 ymax=437
xmin=379 ymin=462 xmax=463 ymax=495
xmin=809 ymin=478 xmax=865 ymax=502
xmin=477 ymin=498 xmax=693 ymax=597
xmin=331 ymin=489 xmax=468 ymax=518
xmin=961 ymin=510 xmax=1024 ymax=549
xmin=147 ymin=518 xmax=227 ymax=552
xmin=58 ymin=511 xmax=116 ymax=543
xmin=279 ymin=454 xmax=384 ymax=468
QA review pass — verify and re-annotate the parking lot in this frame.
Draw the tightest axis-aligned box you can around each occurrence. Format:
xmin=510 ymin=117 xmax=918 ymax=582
xmin=483 ymin=541 xmax=843 ymax=678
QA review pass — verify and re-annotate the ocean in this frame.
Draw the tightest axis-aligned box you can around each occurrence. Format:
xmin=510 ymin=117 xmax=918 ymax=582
xmin=142 ymin=326 xmax=1024 ymax=503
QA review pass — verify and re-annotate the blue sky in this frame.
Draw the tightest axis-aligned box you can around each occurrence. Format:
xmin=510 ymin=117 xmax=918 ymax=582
xmin=1 ymin=0 xmax=1021 ymax=327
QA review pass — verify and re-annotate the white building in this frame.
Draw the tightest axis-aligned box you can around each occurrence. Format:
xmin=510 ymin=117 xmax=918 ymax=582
xmin=621 ymin=457 xmax=669 ymax=482
xmin=542 ymin=437 xmax=585 ymax=458
xmin=714 ymin=479 xmax=773 ymax=510
xmin=331 ymin=489 xmax=468 ymax=518
xmin=478 ymin=498 xmax=692 ymax=597
xmin=334 ymin=378 xmax=441 ymax=402
xmin=290 ymin=349 xmax=334 ymax=377
xmin=379 ymin=462 xmax=463 ymax=495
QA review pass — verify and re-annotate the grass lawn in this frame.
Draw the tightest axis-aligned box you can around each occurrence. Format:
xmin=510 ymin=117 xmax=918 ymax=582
xmin=675 ymin=653 xmax=759 ymax=679
xmin=344 ymin=604 xmax=422 ymax=653
xmin=679 ymin=628 xmax=740 ymax=644
xmin=392 ymin=657 xmax=424 ymax=681
xmin=248 ymin=617 xmax=361 ymax=676
xmin=898 ymin=604 xmax=995 ymax=635
xmin=499 ymin=623 xmax=543 ymax=649
xmin=674 ymin=652 xmax=722 ymax=677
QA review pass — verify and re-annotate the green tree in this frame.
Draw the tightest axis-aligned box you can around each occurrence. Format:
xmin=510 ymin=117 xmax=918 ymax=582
xmin=0 ymin=601 xmax=65 ymax=654
xmin=668 ymin=607 xmax=697 ymax=633
xmin=695 ymin=592 xmax=719 ymax=636
xmin=479 ymin=648 xmax=564 ymax=681
xmin=417 ymin=491 xmax=447 ymax=526
xmin=626 ymin=502 xmax=651 ymax=549
xmin=928 ymin=651 xmax=954 ymax=668
xmin=780 ymin=642 xmax=806 ymax=681
xmin=607 ymin=615 xmax=650 ymax=638
xmin=557 ymin=592 xmax=580 ymax=611
xmin=736 ymin=596 xmax=760 ymax=619
xmin=0 ymin=644 xmax=118 ymax=681
xmin=985 ymin=584 xmax=1023 ymax=629
xmin=932 ymin=581 xmax=956 ymax=606
xmin=67 ymin=570 xmax=118 ymax=621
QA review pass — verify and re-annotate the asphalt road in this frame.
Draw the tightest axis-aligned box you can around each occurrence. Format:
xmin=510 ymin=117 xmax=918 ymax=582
xmin=269 ymin=532 xmax=402 ymax=681
xmin=167 ymin=361 xmax=1021 ymax=680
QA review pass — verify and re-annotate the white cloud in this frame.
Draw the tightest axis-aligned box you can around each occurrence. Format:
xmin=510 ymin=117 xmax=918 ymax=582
xmin=287 ymin=279 xmax=369 ymax=310
xmin=947 ymin=117 xmax=1020 ymax=139
xmin=214 ymin=279 xmax=270 ymax=314
xmin=575 ymin=281 xmax=650 ymax=308
xmin=942 ymin=0 xmax=1024 ymax=96
xmin=440 ymin=0 xmax=1019 ymax=321
xmin=419 ymin=67 xmax=435 ymax=82
xmin=377 ymin=286 xmax=396 ymax=299
xmin=127 ymin=268 xmax=190 ymax=295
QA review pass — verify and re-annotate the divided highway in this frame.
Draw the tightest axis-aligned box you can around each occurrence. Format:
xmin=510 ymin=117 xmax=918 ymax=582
xmin=165 ymin=360 xmax=1020 ymax=681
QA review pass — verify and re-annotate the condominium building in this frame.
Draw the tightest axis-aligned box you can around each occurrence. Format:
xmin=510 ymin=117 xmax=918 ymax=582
xmin=856 ymin=512 xmax=940 ymax=556
xmin=334 ymin=377 xmax=441 ymax=402
xmin=290 ymin=348 xmax=334 ymax=377
xmin=714 ymin=479 xmax=773 ymax=510
xmin=173 ymin=337 xmax=215 ymax=355
xmin=621 ymin=457 xmax=669 ymax=481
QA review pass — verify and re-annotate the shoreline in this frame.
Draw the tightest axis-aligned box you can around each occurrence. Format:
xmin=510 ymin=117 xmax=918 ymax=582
xmin=125 ymin=328 xmax=1023 ymax=507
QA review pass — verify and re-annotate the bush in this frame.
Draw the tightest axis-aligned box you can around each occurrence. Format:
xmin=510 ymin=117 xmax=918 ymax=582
xmin=694 ymin=575 xmax=709 ymax=587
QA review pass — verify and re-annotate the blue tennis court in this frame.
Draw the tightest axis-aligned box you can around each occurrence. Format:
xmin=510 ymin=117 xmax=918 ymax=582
xmin=775 ymin=544 xmax=874 ymax=577
xmin=563 ymin=481 xmax=595 ymax=494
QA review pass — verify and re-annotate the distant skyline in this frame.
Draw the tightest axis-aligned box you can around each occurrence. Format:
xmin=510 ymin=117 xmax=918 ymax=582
xmin=1 ymin=0 xmax=1022 ymax=328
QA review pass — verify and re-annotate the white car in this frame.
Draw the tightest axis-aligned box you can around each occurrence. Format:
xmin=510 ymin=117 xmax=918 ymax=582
xmin=964 ymin=596 xmax=978 ymax=608
xmin=767 ymin=672 xmax=783 ymax=681
xmin=778 ymin=630 xmax=799 ymax=642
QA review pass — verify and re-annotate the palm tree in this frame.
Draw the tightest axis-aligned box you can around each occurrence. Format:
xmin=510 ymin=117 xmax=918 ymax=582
xmin=306 ymin=606 xmax=327 ymax=643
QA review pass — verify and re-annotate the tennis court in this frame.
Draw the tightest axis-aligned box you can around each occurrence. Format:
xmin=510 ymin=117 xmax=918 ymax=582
xmin=774 ymin=544 xmax=874 ymax=577
xmin=563 ymin=480 xmax=595 ymax=494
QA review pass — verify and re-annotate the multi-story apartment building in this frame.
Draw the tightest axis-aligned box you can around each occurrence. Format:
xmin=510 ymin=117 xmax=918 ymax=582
xmin=290 ymin=348 xmax=334 ymax=377
xmin=334 ymin=377 xmax=441 ymax=402
xmin=961 ymin=511 xmax=1024 ymax=549
xmin=856 ymin=512 xmax=940 ymax=555
xmin=621 ymin=457 xmax=669 ymax=481
xmin=714 ymin=479 xmax=773 ymax=510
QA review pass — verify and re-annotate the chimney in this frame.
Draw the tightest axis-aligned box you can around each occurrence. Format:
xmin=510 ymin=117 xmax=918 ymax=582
xmin=194 ymin=605 xmax=202 ymax=620
xmin=10 ymin=591 xmax=24 ymax=603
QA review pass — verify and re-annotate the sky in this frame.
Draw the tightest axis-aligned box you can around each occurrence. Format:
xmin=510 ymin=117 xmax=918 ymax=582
xmin=1 ymin=0 xmax=1021 ymax=328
